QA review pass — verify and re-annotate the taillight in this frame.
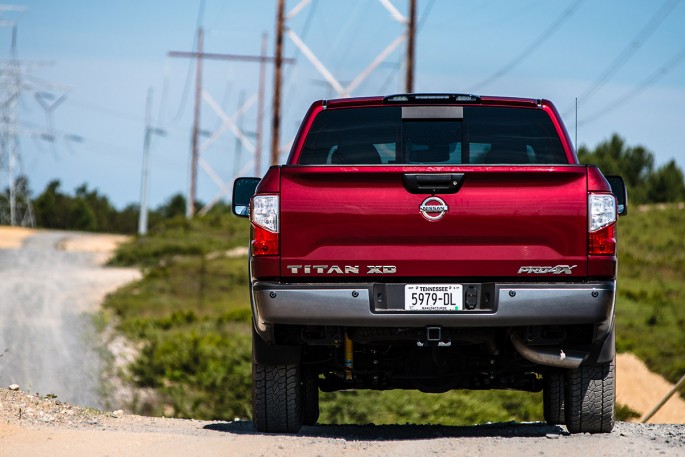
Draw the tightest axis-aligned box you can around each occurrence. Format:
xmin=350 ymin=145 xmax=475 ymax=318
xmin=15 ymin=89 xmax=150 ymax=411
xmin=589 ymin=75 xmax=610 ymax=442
xmin=588 ymin=193 xmax=617 ymax=255
xmin=251 ymin=195 xmax=279 ymax=256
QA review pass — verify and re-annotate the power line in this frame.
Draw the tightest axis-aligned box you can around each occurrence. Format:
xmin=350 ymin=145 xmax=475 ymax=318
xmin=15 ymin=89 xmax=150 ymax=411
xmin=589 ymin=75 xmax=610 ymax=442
xmin=281 ymin=0 xmax=319 ymax=123
xmin=60 ymin=133 xmax=184 ymax=170
xmin=372 ymin=0 xmax=434 ymax=94
xmin=579 ymin=45 xmax=685 ymax=125
xmin=171 ymin=0 xmax=207 ymax=122
xmin=16 ymin=120 xmax=183 ymax=171
xmin=417 ymin=0 xmax=436 ymax=32
xmin=470 ymin=0 xmax=586 ymax=92
xmin=68 ymin=98 xmax=191 ymax=140
xmin=564 ymin=0 xmax=680 ymax=116
xmin=325 ymin=1 xmax=366 ymax=72
xmin=169 ymin=27 xmax=294 ymax=217
xmin=377 ymin=60 xmax=401 ymax=93
xmin=69 ymin=99 xmax=143 ymax=123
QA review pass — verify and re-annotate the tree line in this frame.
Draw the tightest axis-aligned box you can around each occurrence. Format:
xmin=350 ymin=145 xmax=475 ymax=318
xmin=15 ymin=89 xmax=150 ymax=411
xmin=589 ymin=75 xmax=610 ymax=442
xmin=3 ymin=133 xmax=684 ymax=234
xmin=30 ymin=180 xmax=190 ymax=234
xmin=577 ymin=134 xmax=685 ymax=204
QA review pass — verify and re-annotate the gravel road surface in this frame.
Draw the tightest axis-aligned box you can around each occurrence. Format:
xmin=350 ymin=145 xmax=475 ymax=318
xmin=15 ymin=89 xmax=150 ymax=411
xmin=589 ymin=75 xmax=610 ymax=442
xmin=0 ymin=386 xmax=683 ymax=457
xmin=0 ymin=230 xmax=139 ymax=409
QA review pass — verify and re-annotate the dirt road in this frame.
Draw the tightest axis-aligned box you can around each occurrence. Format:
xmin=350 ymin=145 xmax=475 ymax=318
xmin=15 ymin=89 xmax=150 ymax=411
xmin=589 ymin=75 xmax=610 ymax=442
xmin=0 ymin=386 xmax=683 ymax=457
xmin=0 ymin=228 xmax=139 ymax=409
xmin=2 ymin=422 xmax=684 ymax=457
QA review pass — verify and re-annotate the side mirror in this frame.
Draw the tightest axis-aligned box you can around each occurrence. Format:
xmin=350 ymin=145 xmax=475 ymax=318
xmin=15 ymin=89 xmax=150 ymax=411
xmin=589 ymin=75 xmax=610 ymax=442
xmin=232 ymin=177 xmax=261 ymax=217
xmin=606 ymin=175 xmax=628 ymax=216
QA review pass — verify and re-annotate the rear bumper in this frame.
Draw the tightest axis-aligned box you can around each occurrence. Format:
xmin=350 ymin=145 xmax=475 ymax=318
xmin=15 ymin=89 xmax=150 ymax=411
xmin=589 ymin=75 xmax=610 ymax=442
xmin=251 ymin=281 xmax=615 ymax=332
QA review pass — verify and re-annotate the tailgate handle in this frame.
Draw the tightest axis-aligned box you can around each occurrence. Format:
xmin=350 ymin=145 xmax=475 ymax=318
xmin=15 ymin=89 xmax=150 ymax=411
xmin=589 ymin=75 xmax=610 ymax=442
xmin=402 ymin=173 xmax=465 ymax=194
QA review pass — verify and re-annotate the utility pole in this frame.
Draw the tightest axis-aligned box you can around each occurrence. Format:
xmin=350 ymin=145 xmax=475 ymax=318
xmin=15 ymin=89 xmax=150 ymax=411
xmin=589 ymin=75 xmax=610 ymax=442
xmin=138 ymin=88 xmax=166 ymax=235
xmin=405 ymin=0 xmax=417 ymax=93
xmin=233 ymin=90 xmax=245 ymax=181
xmin=138 ymin=88 xmax=153 ymax=236
xmin=189 ymin=27 xmax=204 ymax=218
xmin=138 ymin=89 xmax=152 ymax=236
xmin=169 ymin=28 xmax=293 ymax=217
xmin=271 ymin=0 xmax=285 ymax=167
xmin=256 ymin=32 xmax=267 ymax=176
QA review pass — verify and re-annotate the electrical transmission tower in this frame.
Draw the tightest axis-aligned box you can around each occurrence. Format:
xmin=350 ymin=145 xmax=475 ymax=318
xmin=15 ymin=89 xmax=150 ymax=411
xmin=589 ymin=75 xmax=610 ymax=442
xmin=0 ymin=9 xmax=33 ymax=226
xmin=271 ymin=0 xmax=417 ymax=166
xmin=0 ymin=6 xmax=76 ymax=227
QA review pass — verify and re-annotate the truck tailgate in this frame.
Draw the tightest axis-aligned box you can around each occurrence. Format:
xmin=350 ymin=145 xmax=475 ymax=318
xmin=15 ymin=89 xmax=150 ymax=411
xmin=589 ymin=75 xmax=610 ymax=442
xmin=280 ymin=165 xmax=588 ymax=279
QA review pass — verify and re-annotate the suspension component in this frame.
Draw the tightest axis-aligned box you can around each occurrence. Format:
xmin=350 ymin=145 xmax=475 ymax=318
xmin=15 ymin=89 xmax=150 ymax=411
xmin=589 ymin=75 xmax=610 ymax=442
xmin=344 ymin=332 xmax=353 ymax=380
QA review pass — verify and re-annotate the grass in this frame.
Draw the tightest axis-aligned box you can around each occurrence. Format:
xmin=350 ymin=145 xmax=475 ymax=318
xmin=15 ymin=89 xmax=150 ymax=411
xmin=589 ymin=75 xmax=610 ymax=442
xmin=319 ymin=389 xmax=543 ymax=425
xmin=109 ymin=211 xmax=250 ymax=268
xmin=102 ymin=204 xmax=685 ymax=423
xmin=614 ymin=205 xmax=685 ymax=385
xmin=106 ymin=255 xmax=250 ymax=326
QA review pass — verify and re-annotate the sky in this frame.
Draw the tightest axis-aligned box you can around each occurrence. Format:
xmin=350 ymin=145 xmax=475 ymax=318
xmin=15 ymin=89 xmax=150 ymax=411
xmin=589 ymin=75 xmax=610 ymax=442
xmin=2 ymin=0 xmax=685 ymax=209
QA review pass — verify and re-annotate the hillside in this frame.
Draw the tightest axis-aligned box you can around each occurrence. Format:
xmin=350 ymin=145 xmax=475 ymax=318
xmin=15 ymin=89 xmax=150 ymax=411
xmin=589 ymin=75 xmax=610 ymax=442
xmin=614 ymin=203 xmax=685 ymax=384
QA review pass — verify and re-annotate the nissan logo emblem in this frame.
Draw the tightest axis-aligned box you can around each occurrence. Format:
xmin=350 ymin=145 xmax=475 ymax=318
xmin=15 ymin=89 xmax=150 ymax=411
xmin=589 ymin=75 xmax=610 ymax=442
xmin=419 ymin=196 xmax=448 ymax=221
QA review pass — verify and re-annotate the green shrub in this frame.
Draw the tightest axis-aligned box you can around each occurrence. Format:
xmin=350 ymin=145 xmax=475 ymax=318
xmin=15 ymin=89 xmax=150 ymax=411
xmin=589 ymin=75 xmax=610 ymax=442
xmin=130 ymin=323 xmax=252 ymax=420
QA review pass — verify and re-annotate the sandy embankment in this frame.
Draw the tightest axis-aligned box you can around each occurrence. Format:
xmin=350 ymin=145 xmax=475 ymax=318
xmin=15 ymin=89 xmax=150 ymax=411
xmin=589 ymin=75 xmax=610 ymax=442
xmin=0 ymin=226 xmax=129 ymax=263
xmin=57 ymin=233 xmax=130 ymax=264
xmin=616 ymin=353 xmax=685 ymax=424
xmin=0 ymin=227 xmax=36 ymax=249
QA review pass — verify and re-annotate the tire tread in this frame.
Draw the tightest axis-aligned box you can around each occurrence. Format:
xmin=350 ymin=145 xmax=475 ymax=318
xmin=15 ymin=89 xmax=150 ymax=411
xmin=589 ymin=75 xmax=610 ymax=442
xmin=253 ymin=362 xmax=302 ymax=433
xmin=565 ymin=358 xmax=615 ymax=434
xmin=302 ymin=372 xmax=319 ymax=426
xmin=544 ymin=371 xmax=565 ymax=425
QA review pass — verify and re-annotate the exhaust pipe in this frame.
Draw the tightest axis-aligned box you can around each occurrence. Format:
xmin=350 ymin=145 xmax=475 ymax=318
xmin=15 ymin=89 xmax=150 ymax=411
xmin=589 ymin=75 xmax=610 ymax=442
xmin=510 ymin=330 xmax=587 ymax=369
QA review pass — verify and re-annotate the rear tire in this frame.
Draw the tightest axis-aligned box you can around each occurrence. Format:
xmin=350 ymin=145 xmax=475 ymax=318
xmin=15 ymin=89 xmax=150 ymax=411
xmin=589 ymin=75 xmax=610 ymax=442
xmin=543 ymin=370 xmax=565 ymax=425
xmin=302 ymin=372 xmax=320 ymax=426
xmin=252 ymin=361 xmax=303 ymax=433
xmin=564 ymin=357 xmax=615 ymax=434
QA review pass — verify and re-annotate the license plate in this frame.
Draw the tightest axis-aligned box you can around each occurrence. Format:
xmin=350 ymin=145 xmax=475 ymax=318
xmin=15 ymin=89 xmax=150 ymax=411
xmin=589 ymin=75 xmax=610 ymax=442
xmin=404 ymin=284 xmax=463 ymax=311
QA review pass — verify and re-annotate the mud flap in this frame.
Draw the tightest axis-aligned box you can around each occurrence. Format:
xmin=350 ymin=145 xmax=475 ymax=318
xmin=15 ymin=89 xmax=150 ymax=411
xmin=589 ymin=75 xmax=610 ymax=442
xmin=585 ymin=321 xmax=615 ymax=365
xmin=252 ymin=327 xmax=301 ymax=365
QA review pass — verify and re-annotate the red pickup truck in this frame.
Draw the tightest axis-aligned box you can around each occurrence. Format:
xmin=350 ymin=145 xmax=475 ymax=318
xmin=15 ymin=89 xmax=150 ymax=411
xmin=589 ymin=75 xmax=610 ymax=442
xmin=232 ymin=94 xmax=627 ymax=434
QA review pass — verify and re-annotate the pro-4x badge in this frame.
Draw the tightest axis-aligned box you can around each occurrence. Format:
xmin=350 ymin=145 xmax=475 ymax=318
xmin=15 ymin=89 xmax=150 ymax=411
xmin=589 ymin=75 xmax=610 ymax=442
xmin=419 ymin=196 xmax=448 ymax=221
xmin=518 ymin=265 xmax=577 ymax=275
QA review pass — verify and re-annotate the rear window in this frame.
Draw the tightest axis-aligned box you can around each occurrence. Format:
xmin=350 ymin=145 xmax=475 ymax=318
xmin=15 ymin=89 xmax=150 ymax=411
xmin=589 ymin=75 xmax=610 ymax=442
xmin=298 ymin=106 xmax=567 ymax=165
